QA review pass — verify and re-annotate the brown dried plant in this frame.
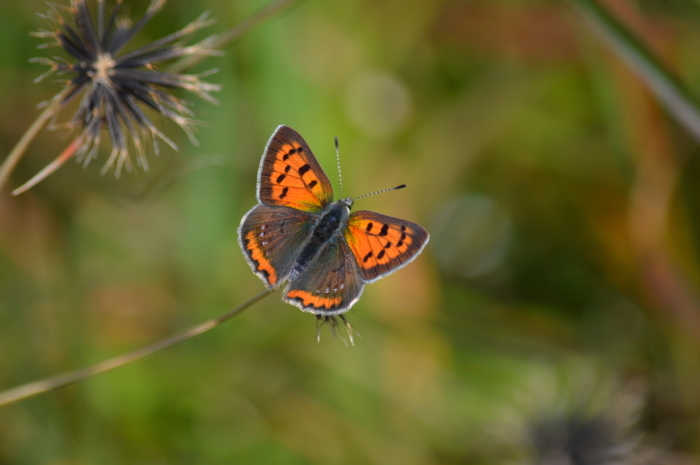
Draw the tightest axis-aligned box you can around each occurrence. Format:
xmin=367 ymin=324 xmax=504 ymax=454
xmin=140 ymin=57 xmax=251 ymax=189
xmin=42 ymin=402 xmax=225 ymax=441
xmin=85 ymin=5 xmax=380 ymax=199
xmin=1 ymin=0 xmax=222 ymax=194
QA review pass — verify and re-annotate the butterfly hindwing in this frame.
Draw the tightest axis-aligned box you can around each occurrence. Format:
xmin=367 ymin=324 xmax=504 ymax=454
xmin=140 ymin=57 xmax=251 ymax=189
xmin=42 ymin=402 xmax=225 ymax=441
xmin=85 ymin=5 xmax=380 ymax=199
xmin=258 ymin=125 xmax=334 ymax=213
xmin=238 ymin=204 xmax=319 ymax=288
xmin=283 ymin=237 xmax=364 ymax=315
xmin=344 ymin=211 xmax=430 ymax=283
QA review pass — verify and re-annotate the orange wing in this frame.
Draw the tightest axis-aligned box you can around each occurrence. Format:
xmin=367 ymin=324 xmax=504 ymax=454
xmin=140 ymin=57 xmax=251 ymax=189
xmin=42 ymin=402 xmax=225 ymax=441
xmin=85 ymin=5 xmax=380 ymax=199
xmin=344 ymin=211 xmax=429 ymax=283
xmin=258 ymin=126 xmax=334 ymax=213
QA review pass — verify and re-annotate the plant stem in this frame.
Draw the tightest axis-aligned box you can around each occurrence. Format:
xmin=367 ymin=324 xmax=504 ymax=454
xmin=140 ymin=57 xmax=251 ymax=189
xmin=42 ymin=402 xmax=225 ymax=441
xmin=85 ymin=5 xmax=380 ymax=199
xmin=570 ymin=0 xmax=700 ymax=143
xmin=0 ymin=289 xmax=273 ymax=409
xmin=169 ymin=0 xmax=300 ymax=73
xmin=0 ymin=95 xmax=65 ymax=192
xmin=11 ymin=136 xmax=84 ymax=196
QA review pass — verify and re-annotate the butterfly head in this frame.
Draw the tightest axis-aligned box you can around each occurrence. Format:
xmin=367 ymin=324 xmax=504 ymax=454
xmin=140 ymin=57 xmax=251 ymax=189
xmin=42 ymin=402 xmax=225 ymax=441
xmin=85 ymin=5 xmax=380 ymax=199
xmin=339 ymin=197 xmax=354 ymax=210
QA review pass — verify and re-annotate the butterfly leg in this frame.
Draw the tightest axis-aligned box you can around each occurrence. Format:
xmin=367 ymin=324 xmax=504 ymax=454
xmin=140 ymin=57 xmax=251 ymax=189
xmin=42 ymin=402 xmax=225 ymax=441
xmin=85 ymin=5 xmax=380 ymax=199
xmin=315 ymin=315 xmax=324 ymax=342
xmin=315 ymin=315 xmax=359 ymax=346
xmin=339 ymin=314 xmax=360 ymax=346
xmin=316 ymin=315 xmax=347 ymax=344
xmin=325 ymin=316 xmax=338 ymax=341
xmin=316 ymin=315 xmax=338 ymax=342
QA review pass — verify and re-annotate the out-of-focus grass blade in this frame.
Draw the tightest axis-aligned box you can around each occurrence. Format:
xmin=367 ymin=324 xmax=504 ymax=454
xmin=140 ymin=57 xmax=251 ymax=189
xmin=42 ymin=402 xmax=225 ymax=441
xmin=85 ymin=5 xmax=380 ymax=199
xmin=571 ymin=0 xmax=700 ymax=143
xmin=169 ymin=0 xmax=300 ymax=73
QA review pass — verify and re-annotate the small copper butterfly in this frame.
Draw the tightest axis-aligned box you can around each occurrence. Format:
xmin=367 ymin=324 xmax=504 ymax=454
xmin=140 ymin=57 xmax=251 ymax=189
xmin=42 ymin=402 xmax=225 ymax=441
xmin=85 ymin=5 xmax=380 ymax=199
xmin=238 ymin=126 xmax=429 ymax=324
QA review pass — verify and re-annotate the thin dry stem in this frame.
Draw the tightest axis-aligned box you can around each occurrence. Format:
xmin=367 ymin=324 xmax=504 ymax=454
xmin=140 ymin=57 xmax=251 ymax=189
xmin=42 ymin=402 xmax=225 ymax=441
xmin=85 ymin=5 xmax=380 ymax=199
xmin=0 ymin=90 xmax=68 ymax=192
xmin=169 ymin=0 xmax=299 ymax=73
xmin=0 ymin=289 xmax=272 ymax=409
xmin=12 ymin=136 xmax=84 ymax=195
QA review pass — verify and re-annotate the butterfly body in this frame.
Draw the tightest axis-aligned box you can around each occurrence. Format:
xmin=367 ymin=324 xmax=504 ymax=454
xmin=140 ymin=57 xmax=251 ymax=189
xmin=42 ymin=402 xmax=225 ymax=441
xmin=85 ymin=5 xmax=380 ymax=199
xmin=238 ymin=125 xmax=429 ymax=315
xmin=288 ymin=199 xmax=352 ymax=282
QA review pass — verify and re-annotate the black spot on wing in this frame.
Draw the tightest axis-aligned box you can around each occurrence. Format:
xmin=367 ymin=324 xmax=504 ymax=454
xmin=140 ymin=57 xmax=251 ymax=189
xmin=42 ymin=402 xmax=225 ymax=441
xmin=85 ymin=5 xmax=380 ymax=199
xmin=365 ymin=222 xmax=373 ymax=232
xmin=285 ymin=165 xmax=291 ymax=173
xmin=378 ymin=224 xmax=389 ymax=236
xmin=377 ymin=250 xmax=386 ymax=260
xmin=276 ymin=174 xmax=286 ymax=183
xmin=363 ymin=251 xmax=373 ymax=263
xmin=308 ymin=180 xmax=318 ymax=189
xmin=279 ymin=187 xmax=289 ymax=199
xmin=298 ymin=164 xmax=311 ymax=176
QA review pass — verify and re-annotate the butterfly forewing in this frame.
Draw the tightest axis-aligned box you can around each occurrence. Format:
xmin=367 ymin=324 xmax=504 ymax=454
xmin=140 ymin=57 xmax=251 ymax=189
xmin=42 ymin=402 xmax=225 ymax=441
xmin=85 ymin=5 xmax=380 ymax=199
xmin=238 ymin=204 xmax=318 ymax=288
xmin=283 ymin=238 xmax=364 ymax=315
xmin=258 ymin=126 xmax=334 ymax=213
xmin=344 ymin=211 xmax=430 ymax=283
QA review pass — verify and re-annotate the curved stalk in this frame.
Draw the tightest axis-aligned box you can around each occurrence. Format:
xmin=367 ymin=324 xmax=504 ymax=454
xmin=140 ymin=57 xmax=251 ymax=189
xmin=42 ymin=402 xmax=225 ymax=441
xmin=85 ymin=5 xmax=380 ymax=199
xmin=0 ymin=289 xmax=273 ymax=409
xmin=11 ymin=136 xmax=84 ymax=195
xmin=169 ymin=0 xmax=300 ymax=73
xmin=0 ymin=94 xmax=66 ymax=192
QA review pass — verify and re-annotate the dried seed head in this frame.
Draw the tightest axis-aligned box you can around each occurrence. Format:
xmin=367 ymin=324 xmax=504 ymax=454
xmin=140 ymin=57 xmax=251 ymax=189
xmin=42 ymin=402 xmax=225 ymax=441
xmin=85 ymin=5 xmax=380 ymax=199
xmin=493 ymin=363 xmax=657 ymax=465
xmin=32 ymin=0 xmax=222 ymax=177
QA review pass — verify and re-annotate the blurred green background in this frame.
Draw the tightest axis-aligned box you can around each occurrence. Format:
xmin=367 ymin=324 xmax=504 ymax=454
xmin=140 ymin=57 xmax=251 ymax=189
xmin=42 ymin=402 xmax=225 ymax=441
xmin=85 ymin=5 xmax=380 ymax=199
xmin=1 ymin=0 xmax=700 ymax=463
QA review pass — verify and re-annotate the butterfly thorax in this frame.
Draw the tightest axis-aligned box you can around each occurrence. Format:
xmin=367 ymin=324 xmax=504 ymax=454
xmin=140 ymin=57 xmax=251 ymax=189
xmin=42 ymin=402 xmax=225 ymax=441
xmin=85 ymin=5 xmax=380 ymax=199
xmin=288 ymin=200 xmax=351 ymax=282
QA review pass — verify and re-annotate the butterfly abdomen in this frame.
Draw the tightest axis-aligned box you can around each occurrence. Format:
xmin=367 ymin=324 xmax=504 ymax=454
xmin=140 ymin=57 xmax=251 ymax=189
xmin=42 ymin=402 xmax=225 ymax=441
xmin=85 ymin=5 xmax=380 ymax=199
xmin=289 ymin=202 xmax=349 ymax=281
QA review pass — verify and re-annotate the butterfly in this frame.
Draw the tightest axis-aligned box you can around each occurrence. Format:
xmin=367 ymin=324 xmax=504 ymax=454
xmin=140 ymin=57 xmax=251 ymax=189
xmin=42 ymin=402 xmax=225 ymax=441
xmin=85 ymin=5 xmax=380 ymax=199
xmin=238 ymin=125 xmax=429 ymax=322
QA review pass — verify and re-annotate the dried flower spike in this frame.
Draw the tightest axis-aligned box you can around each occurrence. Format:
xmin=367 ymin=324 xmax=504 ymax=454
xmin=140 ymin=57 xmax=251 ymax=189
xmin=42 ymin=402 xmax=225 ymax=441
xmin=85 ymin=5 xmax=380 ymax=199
xmin=17 ymin=0 xmax=221 ymax=193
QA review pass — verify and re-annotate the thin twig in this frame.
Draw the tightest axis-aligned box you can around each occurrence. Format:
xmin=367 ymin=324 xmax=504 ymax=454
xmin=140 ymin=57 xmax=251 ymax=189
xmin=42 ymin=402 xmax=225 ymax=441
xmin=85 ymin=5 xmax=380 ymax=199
xmin=0 ymin=91 xmax=67 ymax=192
xmin=169 ymin=0 xmax=300 ymax=73
xmin=12 ymin=136 xmax=84 ymax=195
xmin=0 ymin=289 xmax=273 ymax=409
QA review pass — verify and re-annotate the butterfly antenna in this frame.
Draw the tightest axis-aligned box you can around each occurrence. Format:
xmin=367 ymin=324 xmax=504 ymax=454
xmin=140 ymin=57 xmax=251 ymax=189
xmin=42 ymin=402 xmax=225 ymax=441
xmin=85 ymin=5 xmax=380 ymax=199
xmin=352 ymin=184 xmax=406 ymax=202
xmin=335 ymin=136 xmax=344 ymax=198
